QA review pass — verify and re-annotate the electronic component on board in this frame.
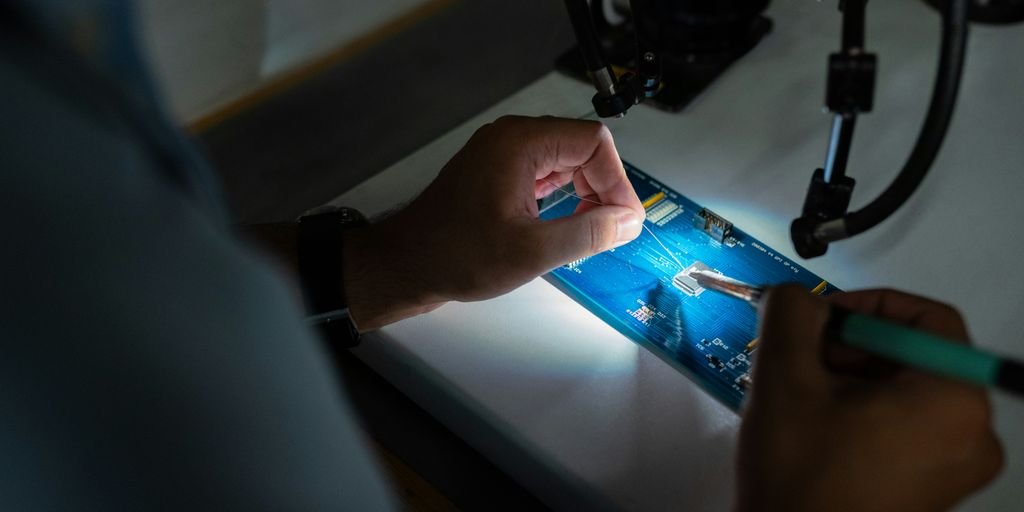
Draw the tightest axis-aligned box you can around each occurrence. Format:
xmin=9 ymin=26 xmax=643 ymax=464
xmin=540 ymin=162 xmax=838 ymax=411
xmin=745 ymin=338 xmax=760 ymax=353
xmin=642 ymin=191 xmax=666 ymax=209
xmin=737 ymin=373 xmax=753 ymax=389
xmin=694 ymin=208 xmax=733 ymax=242
xmin=646 ymin=199 xmax=683 ymax=226
xmin=811 ymin=280 xmax=829 ymax=295
xmin=672 ymin=261 xmax=712 ymax=296
xmin=565 ymin=257 xmax=588 ymax=270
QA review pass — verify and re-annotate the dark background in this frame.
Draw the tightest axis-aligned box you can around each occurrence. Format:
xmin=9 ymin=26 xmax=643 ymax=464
xmin=199 ymin=0 xmax=575 ymax=224
xmin=198 ymin=2 xmax=575 ymax=509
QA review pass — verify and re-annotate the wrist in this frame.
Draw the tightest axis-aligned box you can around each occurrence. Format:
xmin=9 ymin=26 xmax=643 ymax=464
xmin=342 ymin=220 xmax=444 ymax=331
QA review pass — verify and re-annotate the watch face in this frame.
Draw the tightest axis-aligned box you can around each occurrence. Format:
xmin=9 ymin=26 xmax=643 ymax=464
xmin=337 ymin=208 xmax=365 ymax=224
xmin=297 ymin=206 xmax=363 ymax=347
xmin=299 ymin=206 xmax=366 ymax=225
xmin=300 ymin=205 xmax=341 ymax=219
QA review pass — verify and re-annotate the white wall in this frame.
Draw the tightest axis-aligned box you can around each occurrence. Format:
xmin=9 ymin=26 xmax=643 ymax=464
xmin=138 ymin=0 xmax=432 ymax=124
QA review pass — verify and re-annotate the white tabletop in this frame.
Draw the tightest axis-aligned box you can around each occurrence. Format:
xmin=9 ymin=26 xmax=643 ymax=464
xmin=333 ymin=1 xmax=1024 ymax=509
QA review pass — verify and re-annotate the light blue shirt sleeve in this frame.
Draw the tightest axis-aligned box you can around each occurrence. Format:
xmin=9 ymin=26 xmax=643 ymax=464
xmin=0 ymin=29 xmax=395 ymax=512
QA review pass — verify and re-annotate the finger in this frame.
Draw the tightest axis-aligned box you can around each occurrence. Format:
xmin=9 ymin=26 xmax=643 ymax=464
xmin=967 ymin=430 xmax=1005 ymax=491
xmin=534 ymin=170 xmax=576 ymax=200
xmin=827 ymin=290 xmax=969 ymax=343
xmin=519 ymin=205 xmax=643 ymax=273
xmin=570 ymin=145 xmax=642 ymax=215
xmin=535 ymin=177 xmax=564 ymax=200
xmin=754 ymin=284 xmax=833 ymax=396
xmin=500 ymin=116 xmax=643 ymax=215
xmin=828 ymin=290 xmax=978 ymax=400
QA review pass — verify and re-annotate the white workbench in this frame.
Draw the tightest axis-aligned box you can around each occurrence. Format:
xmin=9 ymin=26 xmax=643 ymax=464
xmin=332 ymin=1 xmax=1024 ymax=509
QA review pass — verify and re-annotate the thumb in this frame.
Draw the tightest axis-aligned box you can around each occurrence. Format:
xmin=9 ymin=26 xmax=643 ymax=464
xmin=754 ymin=284 xmax=833 ymax=396
xmin=525 ymin=205 xmax=643 ymax=273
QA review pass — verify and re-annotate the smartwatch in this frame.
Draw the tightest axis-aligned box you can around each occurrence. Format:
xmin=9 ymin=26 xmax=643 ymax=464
xmin=297 ymin=206 xmax=367 ymax=347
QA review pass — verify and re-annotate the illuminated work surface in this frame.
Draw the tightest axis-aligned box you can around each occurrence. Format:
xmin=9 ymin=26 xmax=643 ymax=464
xmin=331 ymin=1 xmax=1024 ymax=509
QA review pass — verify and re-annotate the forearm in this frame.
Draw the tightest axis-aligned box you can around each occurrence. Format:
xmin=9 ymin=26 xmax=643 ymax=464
xmin=341 ymin=223 xmax=444 ymax=331
xmin=237 ymin=220 xmax=441 ymax=332
xmin=236 ymin=116 xmax=646 ymax=332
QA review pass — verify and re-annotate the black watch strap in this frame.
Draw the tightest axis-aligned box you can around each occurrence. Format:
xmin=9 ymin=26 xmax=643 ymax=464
xmin=297 ymin=207 xmax=366 ymax=347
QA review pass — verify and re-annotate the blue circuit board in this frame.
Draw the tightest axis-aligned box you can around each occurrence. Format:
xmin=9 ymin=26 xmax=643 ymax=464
xmin=539 ymin=162 xmax=839 ymax=411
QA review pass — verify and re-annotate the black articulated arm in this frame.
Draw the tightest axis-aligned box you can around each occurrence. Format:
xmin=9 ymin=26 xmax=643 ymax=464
xmin=792 ymin=0 xmax=970 ymax=258
xmin=563 ymin=0 xmax=617 ymax=96
xmin=628 ymin=0 xmax=664 ymax=100
xmin=564 ymin=0 xmax=974 ymax=258
xmin=840 ymin=0 xmax=969 ymax=237
xmin=562 ymin=0 xmax=662 ymax=117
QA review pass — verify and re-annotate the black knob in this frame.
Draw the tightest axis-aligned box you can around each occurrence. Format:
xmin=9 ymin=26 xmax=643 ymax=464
xmin=791 ymin=216 xmax=829 ymax=259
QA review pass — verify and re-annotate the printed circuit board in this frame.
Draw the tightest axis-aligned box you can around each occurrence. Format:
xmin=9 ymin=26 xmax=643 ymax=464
xmin=539 ymin=162 xmax=838 ymax=410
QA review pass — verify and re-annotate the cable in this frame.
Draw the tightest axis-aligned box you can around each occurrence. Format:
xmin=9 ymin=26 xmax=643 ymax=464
xmin=841 ymin=0 xmax=867 ymax=51
xmin=830 ymin=0 xmax=970 ymax=239
xmin=564 ymin=0 xmax=611 ymax=78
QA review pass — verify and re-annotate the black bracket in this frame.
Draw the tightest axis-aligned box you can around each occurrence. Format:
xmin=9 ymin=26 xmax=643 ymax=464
xmin=826 ymin=51 xmax=876 ymax=114
xmin=791 ymin=0 xmax=875 ymax=258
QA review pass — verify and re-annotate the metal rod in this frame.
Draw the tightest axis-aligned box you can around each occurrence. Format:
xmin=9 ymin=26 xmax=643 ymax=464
xmin=823 ymin=113 xmax=857 ymax=182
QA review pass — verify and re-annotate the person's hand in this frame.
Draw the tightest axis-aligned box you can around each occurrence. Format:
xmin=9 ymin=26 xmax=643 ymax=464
xmin=735 ymin=286 xmax=1003 ymax=512
xmin=342 ymin=115 xmax=645 ymax=330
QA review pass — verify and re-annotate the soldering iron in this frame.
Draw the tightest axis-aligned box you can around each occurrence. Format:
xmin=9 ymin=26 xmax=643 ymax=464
xmin=691 ymin=269 xmax=1024 ymax=399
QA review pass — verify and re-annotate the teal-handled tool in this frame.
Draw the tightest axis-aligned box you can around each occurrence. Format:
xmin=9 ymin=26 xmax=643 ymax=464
xmin=690 ymin=270 xmax=1024 ymax=397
